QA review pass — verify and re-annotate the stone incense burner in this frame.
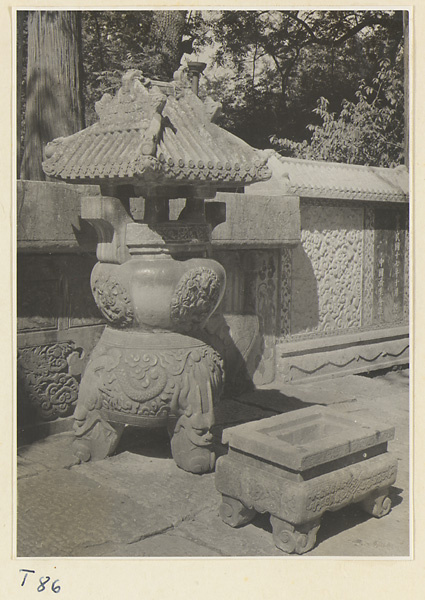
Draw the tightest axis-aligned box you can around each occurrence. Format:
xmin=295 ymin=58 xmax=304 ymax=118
xmin=42 ymin=65 xmax=271 ymax=473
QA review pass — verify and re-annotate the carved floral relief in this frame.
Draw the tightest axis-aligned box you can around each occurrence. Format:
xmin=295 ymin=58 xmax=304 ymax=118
xmin=170 ymin=267 xmax=221 ymax=331
xmin=17 ymin=342 xmax=85 ymax=421
xmin=91 ymin=273 xmax=134 ymax=327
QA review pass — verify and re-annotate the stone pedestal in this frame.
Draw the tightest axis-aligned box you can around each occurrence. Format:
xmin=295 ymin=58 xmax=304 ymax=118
xmin=216 ymin=406 xmax=397 ymax=553
xmin=72 ymin=195 xmax=226 ymax=474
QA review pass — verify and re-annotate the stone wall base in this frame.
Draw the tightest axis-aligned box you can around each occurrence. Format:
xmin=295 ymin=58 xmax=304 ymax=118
xmin=276 ymin=326 xmax=409 ymax=383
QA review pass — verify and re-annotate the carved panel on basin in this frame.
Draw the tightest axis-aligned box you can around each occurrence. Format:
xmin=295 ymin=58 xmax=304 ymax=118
xmin=170 ymin=267 xmax=222 ymax=332
xmin=91 ymin=273 xmax=134 ymax=327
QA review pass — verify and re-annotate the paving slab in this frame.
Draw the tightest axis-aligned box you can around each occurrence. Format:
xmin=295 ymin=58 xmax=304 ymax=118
xmin=237 ymin=370 xmax=408 ymax=413
xmin=17 ymin=468 xmax=174 ymax=557
xmin=16 ymin=370 xmax=410 ymax=558
xmin=17 ymin=432 xmax=79 ymax=479
xmin=98 ymin=532 xmax=222 ymax=557
xmin=73 ymin=451 xmax=219 ymax=521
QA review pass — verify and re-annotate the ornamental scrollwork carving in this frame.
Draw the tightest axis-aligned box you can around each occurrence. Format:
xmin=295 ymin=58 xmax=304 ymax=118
xmin=74 ymin=339 xmax=224 ymax=422
xmin=17 ymin=342 xmax=84 ymax=420
xmin=170 ymin=267 xmax=221 ymax=331
xmin=91 ymin=274 xmax=134 ymax=327
xmin=305 ymin=463 xmax=397 ymax=514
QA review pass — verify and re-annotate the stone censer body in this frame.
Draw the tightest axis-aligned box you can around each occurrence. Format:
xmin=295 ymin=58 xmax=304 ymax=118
xmin=42 ymin=65 xmax=271 ymax=474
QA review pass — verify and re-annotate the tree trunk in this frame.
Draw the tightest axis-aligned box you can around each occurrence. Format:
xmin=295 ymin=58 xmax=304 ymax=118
xmin=403 ymin=10 xmax=409 ymax=167
xmin=16 ymin=11 xmax=27 ymax=179
xmin=150 ymin=10 xmax=187 ymax=80
xmin=20 ymin=11 xmax=85 ymax=181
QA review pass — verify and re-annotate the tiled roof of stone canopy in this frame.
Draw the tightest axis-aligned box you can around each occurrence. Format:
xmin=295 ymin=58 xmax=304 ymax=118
xmin=251 ymin=154 xmax=408 ymax=202
xmin=42 ymin=69 xmax=271 ymax=189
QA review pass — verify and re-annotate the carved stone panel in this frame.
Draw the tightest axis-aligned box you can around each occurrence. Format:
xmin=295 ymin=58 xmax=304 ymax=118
xmin=66 ymin=255 xmax=105 ymax=328
xmin=212 ymin=250 xmax=245 ymax=315
xmin=373 ymin=207 xmax=406 ymax=325
xmin=17 ymin=342 xmax=85 ymax=422
xmin=18 ymin=254 xmax=105 ymax=424
xmin=243 ymin=250 xmax=278 ymax=385
xmin=280 ymin=247 xmax=292 ymax=339
xmin=290 ymin=201 xmax=364 ymax=338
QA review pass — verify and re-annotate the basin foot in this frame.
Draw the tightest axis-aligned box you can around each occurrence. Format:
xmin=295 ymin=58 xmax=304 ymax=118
xmin=219 ymin=495 xmax=257 ymax=527
xmin=270 ymin=516 xmax=321 ymax=554
xmin=169 ymin=413 xmax=216 ymax=474
xmin=360 ymin=487 xmax=392 ymax=518
xmin=73 ymin=415 xmax=125 ymax=462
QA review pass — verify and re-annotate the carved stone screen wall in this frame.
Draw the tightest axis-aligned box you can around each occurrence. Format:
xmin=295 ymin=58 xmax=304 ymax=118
xmin=248 ymin=154 xmax=409 ymax=383
xmin=286 ymin=200 xmax=408 ymax=337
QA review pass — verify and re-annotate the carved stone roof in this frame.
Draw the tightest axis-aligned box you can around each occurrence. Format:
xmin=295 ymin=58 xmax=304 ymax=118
xmin=249 ymin=153 xmax=408 ymax=202
xmin=42 ymin=70 xmax=271 ymax=192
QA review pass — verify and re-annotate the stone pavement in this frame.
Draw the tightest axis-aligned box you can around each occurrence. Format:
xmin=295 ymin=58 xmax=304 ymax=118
xmin=17 ymin=368 xmax=410 ymax=558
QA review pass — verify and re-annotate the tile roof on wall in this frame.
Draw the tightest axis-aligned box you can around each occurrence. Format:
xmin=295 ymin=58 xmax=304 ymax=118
xmin=250 ymin=154 xmax=408 ymax=202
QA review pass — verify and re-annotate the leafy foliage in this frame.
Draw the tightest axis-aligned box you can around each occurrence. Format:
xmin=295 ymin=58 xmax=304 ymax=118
xmin=193 ymin=10 xmax=405 ymax=157
xmin=271 ymin=56 xmax=404 ymax=166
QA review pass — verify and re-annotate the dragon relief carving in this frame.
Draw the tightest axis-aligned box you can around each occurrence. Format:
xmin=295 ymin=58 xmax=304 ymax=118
xmin=170 ymin=267 xmax=221 ymax=331
xmin=17 ymin=343 xmax=84 ymax=420
xmin=91 ymin=274 xmax=134 ymax=327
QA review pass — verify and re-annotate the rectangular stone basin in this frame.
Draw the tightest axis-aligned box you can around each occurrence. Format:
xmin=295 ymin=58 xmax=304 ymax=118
xmin=222 ymin=406 xmax=395 ymax=472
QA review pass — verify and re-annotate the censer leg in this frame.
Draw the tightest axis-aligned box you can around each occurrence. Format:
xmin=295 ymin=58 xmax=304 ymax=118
xmin=169 ymin=380 xmax=217 ymax=474
xmin=72 ymin=361 xmax=125 ymax=462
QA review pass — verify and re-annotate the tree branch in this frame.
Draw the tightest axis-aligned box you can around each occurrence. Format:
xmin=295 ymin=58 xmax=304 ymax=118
xmin=287 ymin=13 xmax=386 ymax=47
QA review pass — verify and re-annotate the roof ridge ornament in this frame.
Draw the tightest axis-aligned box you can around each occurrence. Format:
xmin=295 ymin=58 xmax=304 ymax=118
xmin=94 ymin=70 xmax=167 ymax=130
